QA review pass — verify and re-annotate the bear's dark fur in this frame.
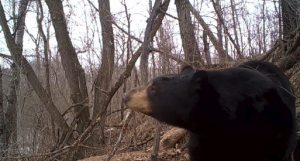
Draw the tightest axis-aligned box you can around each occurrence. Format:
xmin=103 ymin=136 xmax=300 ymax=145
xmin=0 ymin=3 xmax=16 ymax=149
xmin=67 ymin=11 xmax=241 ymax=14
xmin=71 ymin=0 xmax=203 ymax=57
xmin=124 ymin=61 xmax=296 ymax=161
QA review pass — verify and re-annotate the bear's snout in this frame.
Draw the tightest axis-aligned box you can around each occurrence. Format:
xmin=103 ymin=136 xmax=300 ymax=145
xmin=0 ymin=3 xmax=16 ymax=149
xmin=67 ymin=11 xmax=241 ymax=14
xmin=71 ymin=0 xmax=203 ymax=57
xmin=124 ymin=87 xmax=152 ymax=114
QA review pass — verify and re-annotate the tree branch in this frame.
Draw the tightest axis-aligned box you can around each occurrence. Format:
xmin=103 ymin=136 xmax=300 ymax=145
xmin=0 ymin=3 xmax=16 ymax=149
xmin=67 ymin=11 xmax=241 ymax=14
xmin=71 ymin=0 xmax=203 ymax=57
xmin=211 ymin=0 xmax=242 ymax=58
xmin=68 ymin=0 xmax=171 ymax=152
xmin=0 ymin=0 xmax=70 ymax=133
xmin=187 ymin=0 xmax=233 ymax=61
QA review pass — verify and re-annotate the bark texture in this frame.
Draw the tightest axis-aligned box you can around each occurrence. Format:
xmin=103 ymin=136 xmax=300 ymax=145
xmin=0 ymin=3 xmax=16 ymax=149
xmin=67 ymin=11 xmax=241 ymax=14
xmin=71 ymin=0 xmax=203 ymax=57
xmin=281 ymin=0 xmax=299 ymax=38
xmin=0 ymin=67 xmax=5 ymax=157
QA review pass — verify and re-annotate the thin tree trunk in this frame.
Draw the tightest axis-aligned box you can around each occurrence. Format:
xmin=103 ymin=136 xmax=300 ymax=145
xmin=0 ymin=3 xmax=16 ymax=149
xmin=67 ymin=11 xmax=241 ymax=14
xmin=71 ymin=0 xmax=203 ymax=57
xmin=216 ymin=0 xmax=223 ymax=47
xmin=45 ymin=0 xmax=89 ymax=136
xmin=5 ymin=64 xmax=19 ymax=155
xmin=36 ymin=0 xmax=58 ymax=145
xmin=0 ymin=67 xmax=5 ymax=157
xmin=157 ymin=26 xmax=171 ymax=74
xmin=262 ymin=0 xmax=267 ymax=53
xmin=281 ymin=0 xmax=299 ymax=38
xmin=211 ymin=0 xmax=242 ymax=59
xmin=37 ymin=0 xmax=51 ymax=96
xmin=140 ymin=0 xmax=159 ymax=84
xmin=123 ymin=0 xmax=133 ymax=121
xmin=229 ymin=0 xmax=241 ymax=57
xmin=14 ymin=0 xmax=29 ymax=46
xmin=175 ymin=0 xmax=203 ymax=67
xmin=203 ymin=31 xmax=211 ymax=65
xmin=151 ymin=121 xmax=161 ymax=161
xmin=0 ymin=0 xmax=69 ymax=137
xmin=91 ymin=0 xmax=115 ymax=144
xmin=187 ymin=1 xmax=232 ymax=63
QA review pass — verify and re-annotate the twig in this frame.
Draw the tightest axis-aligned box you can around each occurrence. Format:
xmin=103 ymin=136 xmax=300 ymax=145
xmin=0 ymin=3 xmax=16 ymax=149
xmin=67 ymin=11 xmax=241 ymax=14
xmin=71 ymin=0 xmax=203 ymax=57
xmin=187 ymin=0 xmax=232 ymax=61
xmin=150 ymin=48 xmax=191 ymax=66
xmin=159 ymin=8 xmax=178 ymax=20
xmin=51 ymin=0 xmax=171 ymax=156
xmin=259 ymin=41 xmax=280 ymax=61
xmin=118 ymin=137 xmax=154 ymax=152
xmin=112 ymin=21 xmax=143 ymax=43
xmin=107 ymin=107 xmax=129 ymax=116
xmin=106 ymin=111 xmax=133 ymax=161
xmin=211 ymin=0 xmax=242 ymax=58
xmin=61 ymin=98 xmax=89 ymax=117
xmin=86 ymin=0 xmax=99 ymax=12
xmin=0 ymin=53 xmax=12 ymax=59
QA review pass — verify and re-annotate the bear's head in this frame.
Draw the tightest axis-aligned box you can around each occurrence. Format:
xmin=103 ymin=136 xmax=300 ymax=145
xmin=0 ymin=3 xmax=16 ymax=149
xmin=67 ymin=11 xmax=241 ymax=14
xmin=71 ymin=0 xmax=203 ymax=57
xmin=124 ymin=66 xmax=211 ymax=129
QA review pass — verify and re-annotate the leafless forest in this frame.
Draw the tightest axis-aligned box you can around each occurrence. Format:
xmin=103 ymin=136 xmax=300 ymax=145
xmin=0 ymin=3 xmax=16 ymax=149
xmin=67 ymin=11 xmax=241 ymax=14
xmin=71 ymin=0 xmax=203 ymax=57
xmin=0 ymin=0 xmax=299 ymax=160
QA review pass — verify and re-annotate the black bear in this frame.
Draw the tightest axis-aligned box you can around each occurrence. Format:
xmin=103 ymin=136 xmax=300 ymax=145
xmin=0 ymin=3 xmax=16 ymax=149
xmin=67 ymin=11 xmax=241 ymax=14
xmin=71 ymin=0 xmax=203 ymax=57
xmin=124 ymin=61 xmax=296 ymax=161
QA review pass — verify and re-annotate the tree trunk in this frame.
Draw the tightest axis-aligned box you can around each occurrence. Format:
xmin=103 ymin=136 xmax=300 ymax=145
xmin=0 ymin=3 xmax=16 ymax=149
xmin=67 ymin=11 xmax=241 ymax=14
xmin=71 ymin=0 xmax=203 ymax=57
xmin=0 ymin=0 xmax=69 ymax=138
xmin=157 ymin=26 xmax=171 ymax=74
xmin=14 ymin=0 xmax=29 ymax=46
xmin=45 ymin=0 xmax=89 ymax=135
xmin=140 ymin=0 xmax=166 ymax=84
xmin=175 ymin=0 xmax=203 ymax=67
xmin=0 ymin=67 xmax=5 ymax=157
xmin=203 ymin=31 xmax=211 ymax=65
xmin=229 ymin=0 xmax=241 ymax=57
xmin=211 ymin=0 xmax=241 ymax=60
xmin=5 ymin=64 xmax=19 ymax=155
xmin=91 ymin=0 xmax=115 ymax=144
xmin=187 ymin=1 xmax=232 ymax=63
xmin=281 ymin=0 xmax=299 ymax=38
xmin=37 ymin=0 xmax=51 ymax=96
xmin=262 ymin=0 xmax=267 ymax=53
xmin=139 ymin=0 xmax=155 ymax=85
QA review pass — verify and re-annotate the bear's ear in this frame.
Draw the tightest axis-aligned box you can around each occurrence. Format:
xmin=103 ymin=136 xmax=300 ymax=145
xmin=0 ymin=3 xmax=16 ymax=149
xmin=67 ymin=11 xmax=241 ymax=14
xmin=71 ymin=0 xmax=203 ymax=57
xmin=180 ymin=65 xmax=194 ymax=74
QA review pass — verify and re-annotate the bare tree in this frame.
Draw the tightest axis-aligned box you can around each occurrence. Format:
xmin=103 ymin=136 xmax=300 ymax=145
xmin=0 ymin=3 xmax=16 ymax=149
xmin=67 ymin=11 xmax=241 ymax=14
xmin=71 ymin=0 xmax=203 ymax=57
xmin=0 ymin=0 xmax=69 ymax=139
xmin=262 ymin=0 xmax=267 ymax=53
xmin=203 ymin=31 xmax=212 ymax=65
xmin=278 ymin=0 xmax=300 ymax=70
xmin=229 ymin=0 xmax=242 ymax=56
xmin=45 ymin=0 xmax=89 ymax=136
xmin=36 ymin=0 xmax=51 ymax=96
xmin=5 ymin=63 xmax=19 ymax=156
xmin=187 ymin=0 xmax=232 ymax=63
xmin=0 ymin=67 xmax=5 ymax=157
xmin=91 ymin=0 xmax=115 ymax=144
xmin=211 ymin=0 xmax=242 ymax=59
xmin=175 ymin=0 xmax=203 ymax=67
xmin=156 ymin=25 xmax=172 ymax=73
xmin=281 ymin=0 xmax=299 ymax=38
xmin=140 ymin=0 xmax=161 ymax=84
xmin=215 ymin=0 xmax=224 ymax=50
